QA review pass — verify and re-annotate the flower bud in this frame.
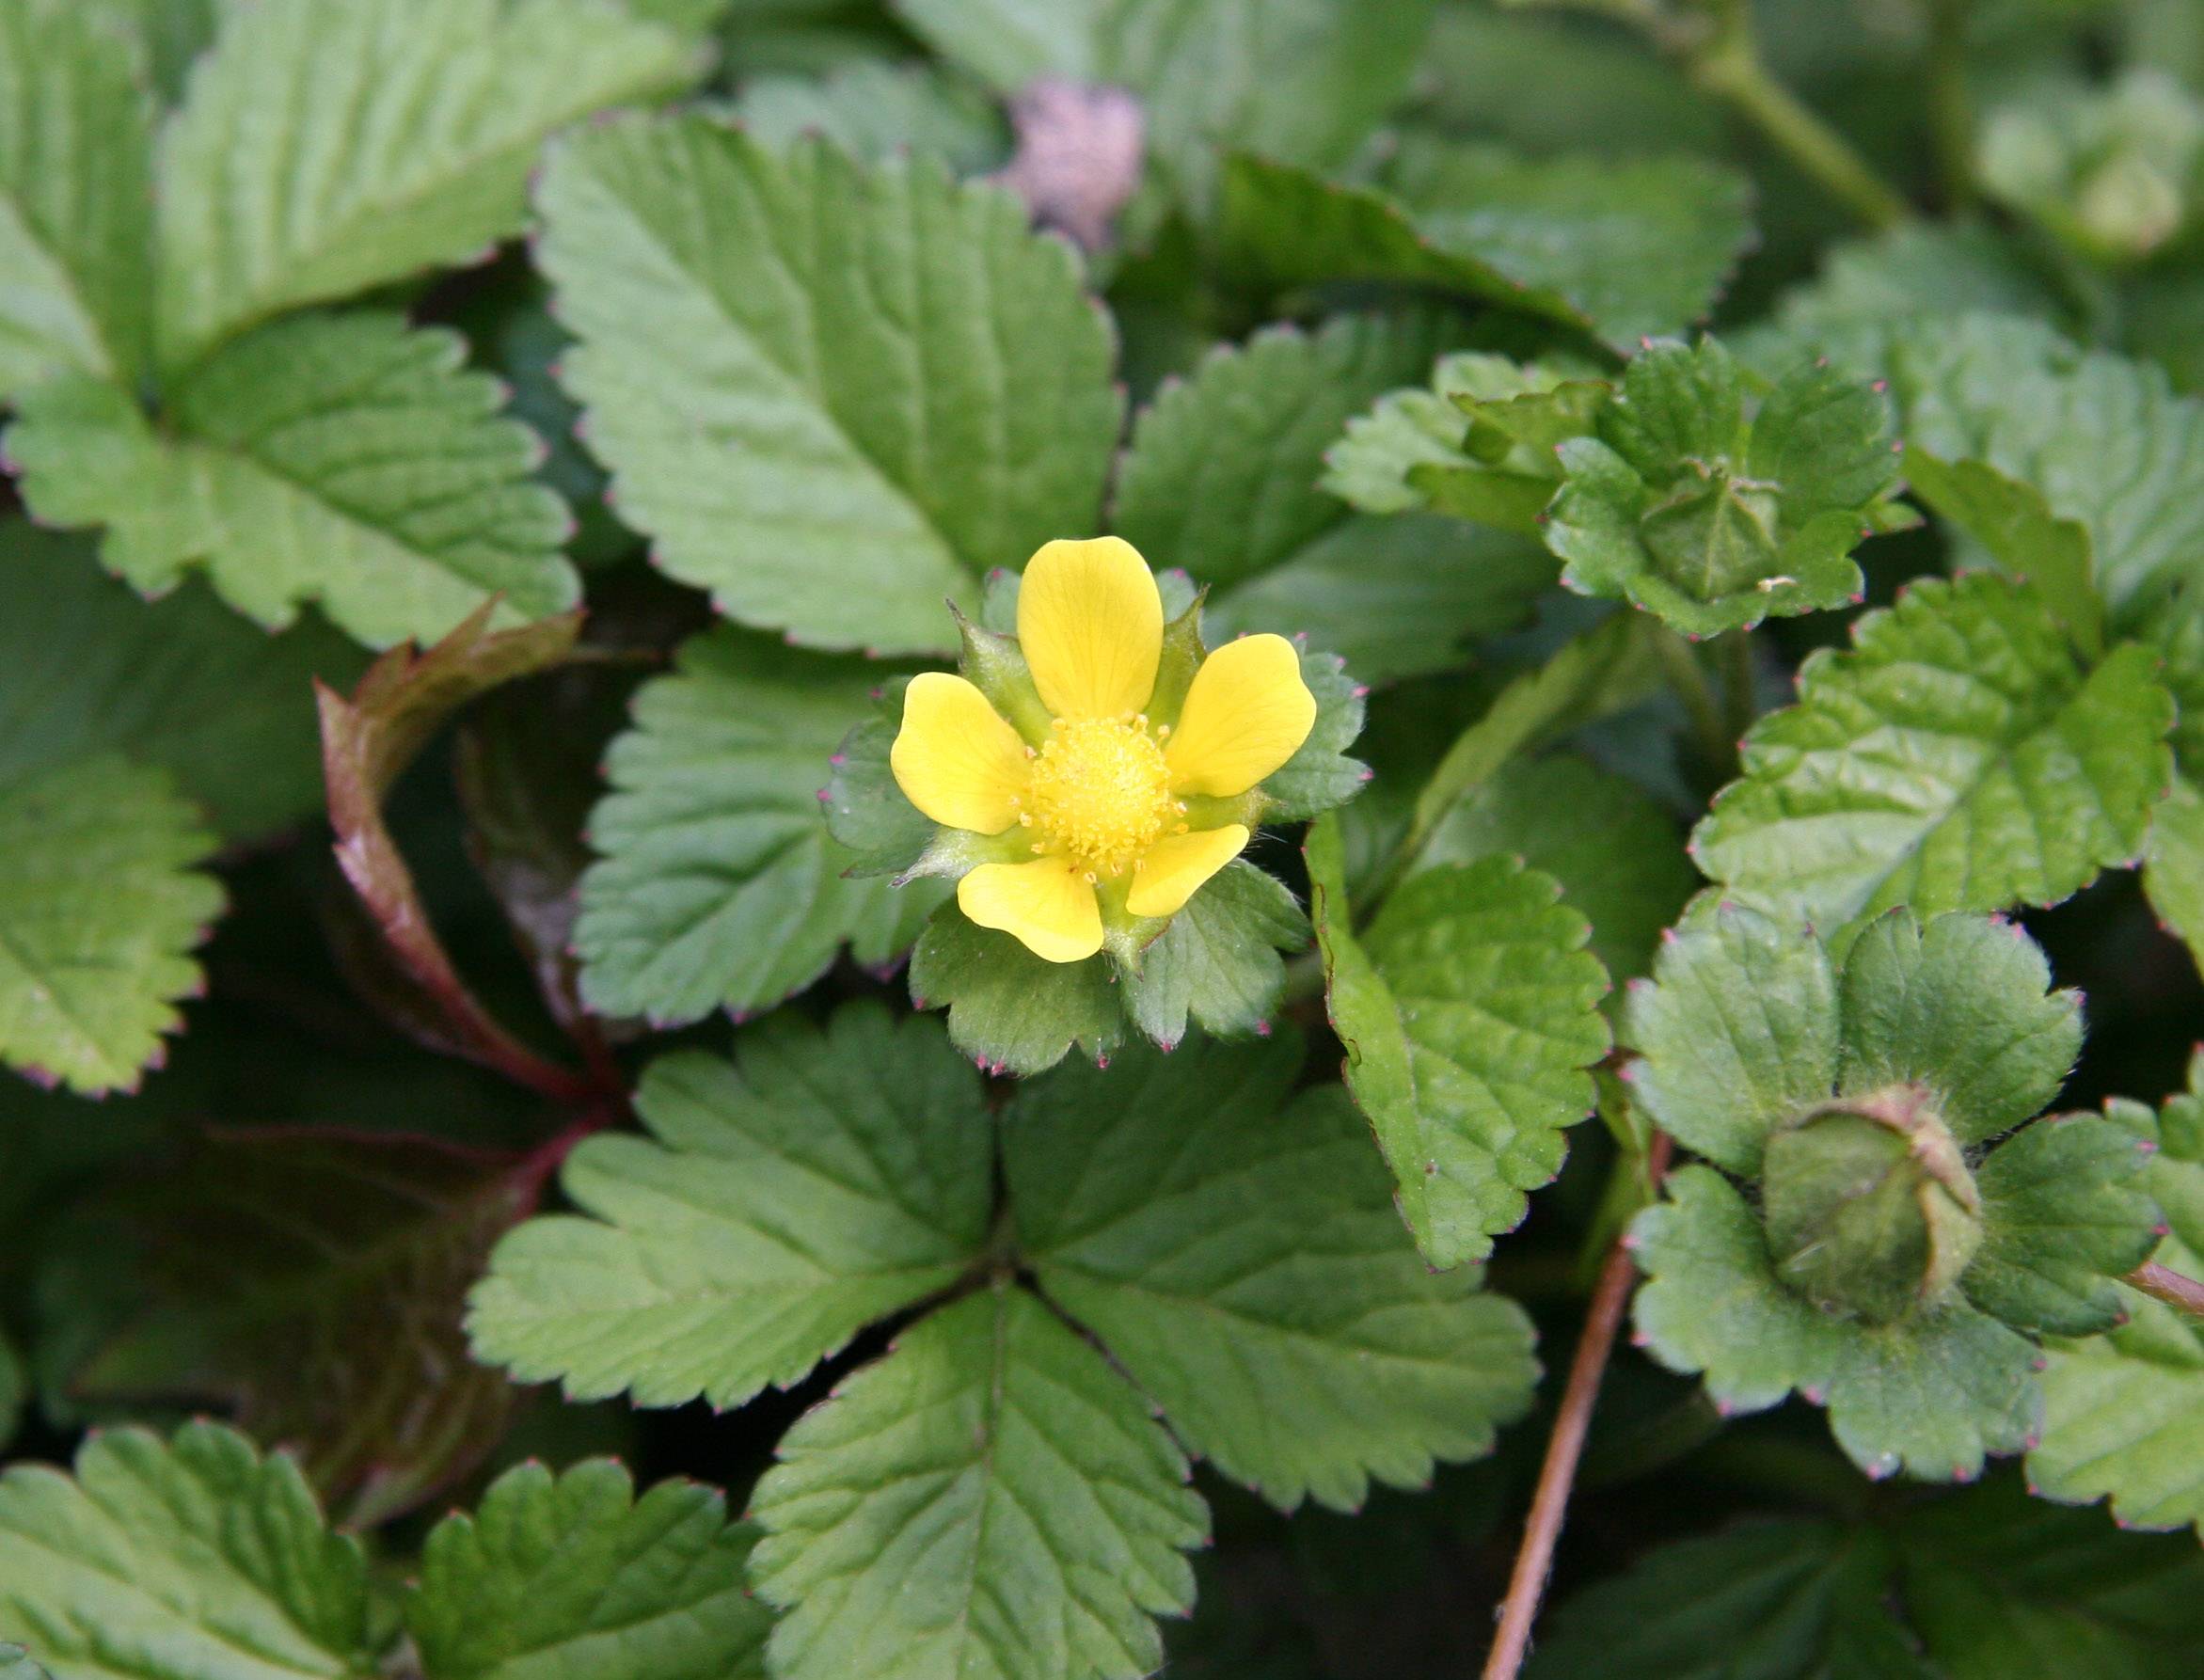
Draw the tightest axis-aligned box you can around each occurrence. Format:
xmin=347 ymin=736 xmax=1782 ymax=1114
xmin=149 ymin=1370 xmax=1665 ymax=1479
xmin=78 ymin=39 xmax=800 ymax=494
xmin=1760 ymin=1086 xmax=1983 ymax=1323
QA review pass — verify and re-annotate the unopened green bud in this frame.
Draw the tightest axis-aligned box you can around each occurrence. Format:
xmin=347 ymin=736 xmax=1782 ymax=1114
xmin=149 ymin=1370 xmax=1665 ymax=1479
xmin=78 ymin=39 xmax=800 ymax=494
xmin=2075 ymin=151 xmax=2186 ymax=260
xmin=1760 ymin=1086 xmax=1983 ymax=1323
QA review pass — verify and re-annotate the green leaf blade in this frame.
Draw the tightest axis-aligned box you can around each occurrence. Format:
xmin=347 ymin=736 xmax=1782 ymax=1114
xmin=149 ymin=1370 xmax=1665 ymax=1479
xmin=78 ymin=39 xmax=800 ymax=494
xmin=1007 ymin=1034 xmax=1538 ymax=1513
xmin=540 ymin=117 xmax=1120 ymax=655
xmin=573 ymin=628 xmax=947 ymax=1027
xmin=9 ymin=314 xmax=580 ymax=651
xmin=748 ymin=1282 xmax=1208 ymax=1680
xmin=409 ymin=1459 xmax=770 ymax=1680
xmin=468 ymin=1005 xmax=993 ymax=1411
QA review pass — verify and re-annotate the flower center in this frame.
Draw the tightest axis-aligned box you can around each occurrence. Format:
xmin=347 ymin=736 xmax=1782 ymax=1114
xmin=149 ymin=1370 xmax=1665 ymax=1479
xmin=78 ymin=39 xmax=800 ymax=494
xmin=1022 ymin=715 xmax=1181 ymax=879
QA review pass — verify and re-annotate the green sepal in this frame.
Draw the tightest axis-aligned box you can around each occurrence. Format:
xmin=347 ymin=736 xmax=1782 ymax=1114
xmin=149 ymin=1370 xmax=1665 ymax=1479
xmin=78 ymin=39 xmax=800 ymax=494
xmin=1117 ymin=861 xmax=1309 ymax=1047
xmin=949 ymin=604 xmax=1050 ymax=742
xmin=1144 ymin=588 xmax=1211 ymax=731
xmin=907 ymin=902 xmax=1127 ymax=1075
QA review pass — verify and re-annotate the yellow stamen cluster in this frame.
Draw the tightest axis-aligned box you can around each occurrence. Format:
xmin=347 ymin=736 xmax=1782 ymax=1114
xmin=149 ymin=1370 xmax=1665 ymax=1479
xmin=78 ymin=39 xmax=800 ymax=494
xmin=1018 ymin=714 xmax=1186 ymax=880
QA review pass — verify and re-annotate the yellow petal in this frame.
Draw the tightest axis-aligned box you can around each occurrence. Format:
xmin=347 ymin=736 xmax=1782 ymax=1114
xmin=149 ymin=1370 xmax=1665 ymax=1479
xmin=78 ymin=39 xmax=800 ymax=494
xmin=1018 ymin=536 xmax=1164 ymax=721
xmin=1126 ymin=824 xmax=1250 ymax=919
xmin=890 ymin=672 xmax=1029 ymax=834
xmin=958 ymin=855 xmax=1104 ymax=963
xmin=1165 ymin=634 xmax=1317 ymax=798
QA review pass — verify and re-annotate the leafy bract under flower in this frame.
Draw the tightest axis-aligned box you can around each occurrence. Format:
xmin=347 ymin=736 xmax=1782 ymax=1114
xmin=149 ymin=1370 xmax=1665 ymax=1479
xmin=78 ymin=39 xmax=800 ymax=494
xmin=890 ymin=538 xmax=1318 ymax=964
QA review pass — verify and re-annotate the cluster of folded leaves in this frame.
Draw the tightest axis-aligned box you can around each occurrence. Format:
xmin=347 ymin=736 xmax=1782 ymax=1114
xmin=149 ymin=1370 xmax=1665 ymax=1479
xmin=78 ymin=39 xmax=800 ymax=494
xmin=7 ymin=1 xmax=2204 ymax=1677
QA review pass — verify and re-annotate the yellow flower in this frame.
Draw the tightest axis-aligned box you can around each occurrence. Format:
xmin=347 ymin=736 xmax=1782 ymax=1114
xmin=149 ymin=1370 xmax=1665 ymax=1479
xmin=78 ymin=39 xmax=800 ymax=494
xmin=890 ymin=537 xmax=1318 ymax=963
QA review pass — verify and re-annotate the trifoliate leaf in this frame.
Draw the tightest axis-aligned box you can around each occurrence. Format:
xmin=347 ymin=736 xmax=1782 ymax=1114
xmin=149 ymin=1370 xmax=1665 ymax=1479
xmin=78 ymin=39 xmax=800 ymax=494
xmin=0 ymin=757 xmax=221 ymax=1096
xmin=906 ymin=901 xmax=1127 ymax=1076
xmin=1321 ymin=350 xmax=1606 ymax=535
xmin=0 ymin=1 xmax=154 ymax=397
xmin=1118 ymin=862 xmax=1308 ymax=1048
xmin=1219 ymin=146 xmax=1752 ymax=355
xmin=1116 ymin=314 xmax=1464 ymax=591
xmin=0 ymin=1422 xmax=373 ymax=1679
xmin=748 ymin=1282 xmax=1208 ymax=1680
xmin=51 ymin=1129 xmax=536 ymax=1529
xmin=409 ymin=1459 xmax=770 ymax=1680
xmin=1422 ymin=755 xmax=1694 ymax=1000
xmin=1309 ymin=816 xmax=1611 ymax=1269
xmin=1200 ymin=515 xmax=1555 ymax=685
xmin=9 ymin=312 xmax=580 ymax=651
xmin=2031 ymin=1061 xmax=2204 ymax=1537
xmin=155 ymin=0 xmax=692 ymax=369
xmin=1528 ymin=1520 xmax=1920 ymax=1680
xmin=1005 ymin=1032 xmax=1538 ymax=1512
xmin=540 ymin=116 xmax=1119 ymax=656
xmin=0 ymin=525 xmax=362 ymax=843
xmin=574 ymin=628 xmax=946 ymax=1027
xmin=1544 ymin=338 xmax=1898 ymax=636
xmin=732 ymin=61 xmax=1007 ymax=170
xmin=1691 ymin=574 xmax=2173 ymax=937
xmin=1630 ymin=1165 xmax=2040 ymax=1481
xmin=896 ymin=0 xmax=1434 ymax=193
xmin=1803 ymin=315 xmax=2204 ymax=630
xmin=1965 ymin=1111 xmax=2161 ymax=1337
xmin=469 ymin=1004 xmax=991 ymax=1410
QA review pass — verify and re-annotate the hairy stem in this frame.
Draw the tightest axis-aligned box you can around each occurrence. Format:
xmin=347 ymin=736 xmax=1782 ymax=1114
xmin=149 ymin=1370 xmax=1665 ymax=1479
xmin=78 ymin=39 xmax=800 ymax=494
xmin=1483 ymin=1133 xmax=1673 ymax=1680
xmin=1686 ymin=1 xmax=1911 ymax=232
xmin=2127 ymin=1260 xmax=2204 ymax=1318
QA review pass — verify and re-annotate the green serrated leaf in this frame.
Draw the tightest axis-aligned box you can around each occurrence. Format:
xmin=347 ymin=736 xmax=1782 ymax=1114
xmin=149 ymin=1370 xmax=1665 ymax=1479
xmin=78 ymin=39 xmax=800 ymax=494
xmin=749 ymin=1281 xmax=1208 ymax=1680
xmin=156 ymin=0 xmax=693 ymax=369
xmin=53 ymin=1129 xmax=535 ymax=1529
xmin=1310 ymin=816 xmax=1611 ymax=1269
xmin=905 ymin=900 xmax=1126 ymax=1076
xmin=732 ymin=60 xmax=1007 ymax=171
xmin=8 ymin=312 xmax=580 ymax=652
xmin=0 ymin=756 xmax=221 ymax=1097
xmin=0 ymin=524 xmax=363 ymax=843
xmin=541 ymin=116 xmax=1119 ymax=655
xmin=1260 ymin=643 xmax=1370 ymax=821
xmin=1546 ymin=339 xmax=1896 ymax=636
xmin=1757 ymin=222 xmax=2070 ymax=343
xmin=1966 ymin=1112 xmax=2161 ymax=1336
xmin=0 ymin=1 xmax=155 ymax=396
xmin=469 ymin=1004 xmax=991 ymax=1409
xmin=2144 ymin=772 xmax=2204 ymax=976
xmin=1220 ymin=146 xmax=1752 ymax=355
xmin=1691 ymin=574 xmax=2173 ymax=937
xmin=1006 ymin=1032 xmax=1537 ymax=1512
xmin=1118 ymin=861 xmax=1307 ymax=1047
xmin=2032 ymin=1059 xmax=2204 ymax=1537
xmin=0 ymin=1421 xmax=373 ymax=1679
xmin=1834 ymin=909 xmax=2083 ymax=1148
xmin=409 ymin=1459 xmax=770 ymax=1680
xmin=1630 ymin=1164 xmax=2041 ymax=1481
xmin=1799 ymin=315 xmax=2204 ymax=631
xmin=574 ymin=628 xmax=947 ymax=1027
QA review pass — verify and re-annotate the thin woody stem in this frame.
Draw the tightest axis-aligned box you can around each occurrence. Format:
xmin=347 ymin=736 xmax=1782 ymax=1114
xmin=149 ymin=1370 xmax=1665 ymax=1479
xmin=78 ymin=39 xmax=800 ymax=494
xmin=1482 ymin=1132 xmax=1674 ymax=1680
xmin=2126 ymin=1260 xmax=2204 ymax=1319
